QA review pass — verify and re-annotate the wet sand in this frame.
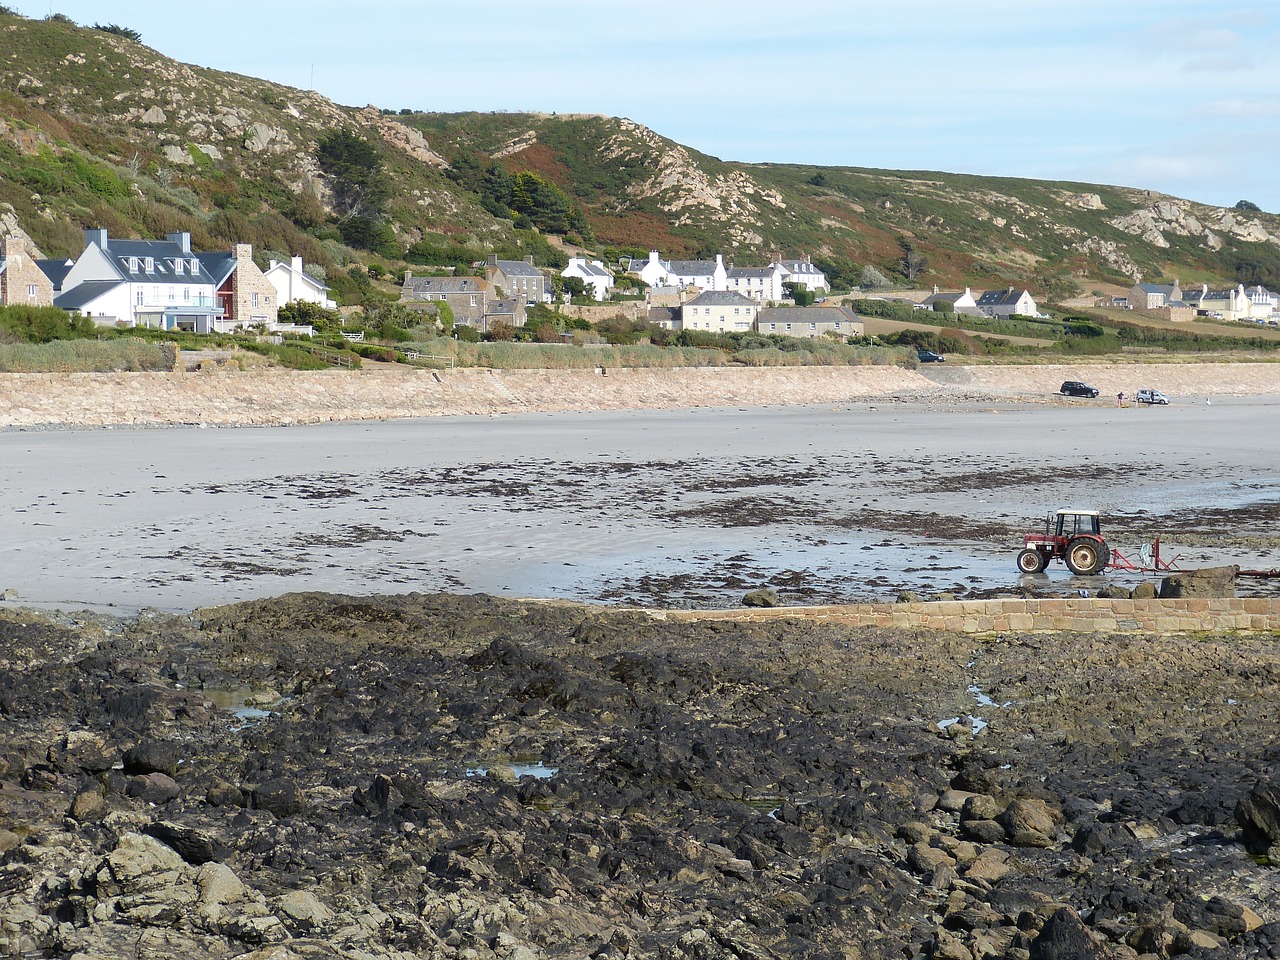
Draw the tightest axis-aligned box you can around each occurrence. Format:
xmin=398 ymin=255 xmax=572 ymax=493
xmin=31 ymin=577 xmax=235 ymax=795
xmin=4 ymin=397 xmax=1280 ymax=613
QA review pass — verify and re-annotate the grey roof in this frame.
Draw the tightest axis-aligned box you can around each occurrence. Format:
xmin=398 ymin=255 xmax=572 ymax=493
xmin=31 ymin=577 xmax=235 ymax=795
xmin=757 ymin=307 xmax=858 ymax=325
xmin=921 ymin=291 xmax=965 ymax=305
xmin=726 ymin=266 xmax=777 ymax=279
xmin=647 ymin=306 xmax=678 ymax=325
xmin=99 ymin=237 xmax=216 ymax=285
xmin=402 ymin=276 xmax=489 ymax=297
xmin=486 ymin=298 xmax=518 ymax=316
xmin=684 ymin=291 xmax=758 ymax=307
xmin=196 ymin=251 xmax=237 ymax=287
xmin=55 ymin=280 xmax=125 ymax=310
xmin=1137 ymin=283 xmax=1177 ymax=294
xmin=567 ymin=261 xmax=613 ymax=278
xmin=667 ymin=259 xmax=719 ymax=276
xmin=492 ymin=260 xmax=542 ymax=278
xmin=976 ymin=288 xmax=1027 ymax=306
xmin=778 ymin=260 xmax=822 ymax=274
xmin=35 ymin=258 xmax=75 ymax=290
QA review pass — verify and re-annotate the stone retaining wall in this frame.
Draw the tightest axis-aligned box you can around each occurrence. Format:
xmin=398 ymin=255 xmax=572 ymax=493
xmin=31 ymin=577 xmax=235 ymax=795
xmin=659 ymin=597 xmax=1280 ymax=634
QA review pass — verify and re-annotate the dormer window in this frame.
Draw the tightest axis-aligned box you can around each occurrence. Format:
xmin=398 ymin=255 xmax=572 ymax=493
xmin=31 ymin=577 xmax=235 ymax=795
xmin=144 ymin=257 xmax=155 ymax=273
xmin=174 ymin=259 xmax=184 ymax=275
xmin=189 ymin=258 xmax=199 ymax=275
xmin=128 ymin=257 xmax=139 ymax=273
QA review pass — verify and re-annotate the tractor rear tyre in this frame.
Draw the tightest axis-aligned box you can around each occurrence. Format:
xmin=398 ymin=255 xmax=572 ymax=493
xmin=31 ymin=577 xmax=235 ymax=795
xmin=1017 ymin=549 xmax=1047 ymax=573
xmin=1065 ymin=538 xmax=1105 ymax=575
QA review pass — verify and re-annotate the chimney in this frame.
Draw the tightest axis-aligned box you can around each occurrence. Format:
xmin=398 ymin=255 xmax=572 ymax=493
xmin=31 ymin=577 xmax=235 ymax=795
xmin=292 ymin=256 xmax=303 ymax=274
xmin=85 ymin=228 xmax=108 ymax=250
xmin=932 ymin=284 xmax=939 ymax=294
xmin=167 ymin=231 xmax=192 ymax=254
xmin=715 ymin=254 xmax=724 ymax=269
xmin=487 ymin=254 xmax=498 ymax=266
xmin=404 ymin=269 xmax=412 ymax=281
xmin=524 ymin=255 xmax=533 ymax=265
xmin=234 ymin=243 xmax=253 ymax=263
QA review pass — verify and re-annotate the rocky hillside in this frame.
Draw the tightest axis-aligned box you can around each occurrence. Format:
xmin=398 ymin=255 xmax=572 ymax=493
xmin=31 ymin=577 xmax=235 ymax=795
xmin=2 ymin=11 xmax=1279 ymax=299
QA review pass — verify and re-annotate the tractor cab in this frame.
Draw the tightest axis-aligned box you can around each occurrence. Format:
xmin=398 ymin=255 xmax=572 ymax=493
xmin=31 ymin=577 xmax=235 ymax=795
xmin=1018 ymin=509 xmax=1109 ymax=575
xmin=1047 ymin=510 xmax=1100 ymax=539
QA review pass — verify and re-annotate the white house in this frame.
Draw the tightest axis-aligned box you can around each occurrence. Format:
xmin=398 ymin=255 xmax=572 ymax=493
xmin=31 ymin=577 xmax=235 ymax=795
xmin=56 ymin=229 xmax=225 ymax=332
xmin=975 ymin=287 xmax=1038 ymax=319
xmin=920 ymin=285 xmax=980 ymax=316
xmin=726 ymin=263 xmax=787 ymax=302
xmin=627 ymin=251 xmax=728 ymax=291
xmin=265 ymin=256 xmax=337 ymax=309
xmin=777 ymin=259 xmax=828 ymax=292
xmin=678 ymin=290 xmax=757 ymax=333
xmin=561 ymin=257 xmax=614 ymax=301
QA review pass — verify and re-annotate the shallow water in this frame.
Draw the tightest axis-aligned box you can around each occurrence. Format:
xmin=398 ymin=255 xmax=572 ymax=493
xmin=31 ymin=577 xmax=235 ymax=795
xmin=5 ymin=400 xmax=1280 ymax=613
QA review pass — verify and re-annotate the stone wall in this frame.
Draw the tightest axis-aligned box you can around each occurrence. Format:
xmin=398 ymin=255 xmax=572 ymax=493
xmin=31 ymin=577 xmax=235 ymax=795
xmin=0 ymin=235 xmax=54 ymax=307
xmin=661 ymin=597 xmax=1280 ymax=635
xmin=231 ymin=244 xmax=279 ymax=326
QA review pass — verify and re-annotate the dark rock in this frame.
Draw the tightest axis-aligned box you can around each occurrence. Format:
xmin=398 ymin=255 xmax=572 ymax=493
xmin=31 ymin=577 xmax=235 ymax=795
xmin=122 ymin=741 xmax=181 ymax=777
xmin=1158 ymin=565 xmax=1237 ymax=599
xmin=962 ymin=819 xmax=1006 ymax=844
xmin=960 ymin=794 xmax=1004 ymax=823
xmin=253 ymin=778 xmax=305 ymax=818
xmin=742 ymin=589 xmax=780 ymax=608
xmin=47 ymin=731 xmax=116 ymax=774
xmin=1235 ymin=782 xmax=1280 ymax=853
xmin=126 ymin=772 xmax=181 ymax=804
xmin=205 ymin=777 xmax=247 ymax=808
xmin=1095 ymin=585 xmax=1131 ymax=599
xmin=145 ymin=820 xmax=225 ymax=865
xmin=1029 ymin=907 xmax=1109 ymax=959
xmin=1131 ymin=582 xmax=1158 ymax=600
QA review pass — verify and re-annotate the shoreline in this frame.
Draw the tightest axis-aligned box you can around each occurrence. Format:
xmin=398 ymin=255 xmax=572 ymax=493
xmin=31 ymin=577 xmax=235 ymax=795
xmin=2 ymin=361 xmax=1280 ymax=429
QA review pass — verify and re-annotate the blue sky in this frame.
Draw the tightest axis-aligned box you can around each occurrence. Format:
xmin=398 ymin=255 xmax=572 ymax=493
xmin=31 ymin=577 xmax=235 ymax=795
xmin=12 ymin=1 xmax=1280 ymax=213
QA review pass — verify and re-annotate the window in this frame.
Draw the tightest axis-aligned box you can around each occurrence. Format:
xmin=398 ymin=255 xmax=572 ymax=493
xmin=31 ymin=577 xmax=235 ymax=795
xmin=27 ymin=284 xmax=37 ymax=299
xmin=733 ymin=308 xmax=740 ymax=316
xmin=190 ymin=259 xmax=199 ymax=274
xmin=183 ymin=287 xmax=190 ymax=302
xmin=169 ymin=288 xmax=176 ymax=302
xmin=128 ymin=257 xmax=139 ymax=273
xmin=174 ymin=259 xmax=184 ymax=275
xmin=144 ymin=257 xmax=154 ymax=273
xmin=136 ymin=289 xmax=144 ymax=306
xmin=251 ymin=293 xmax=259 ymax=308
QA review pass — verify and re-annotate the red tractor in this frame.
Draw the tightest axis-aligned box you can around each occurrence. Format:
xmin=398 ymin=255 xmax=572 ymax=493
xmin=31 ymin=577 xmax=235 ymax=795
xmin=1016 ymin=509 xmax=1111 ymax=575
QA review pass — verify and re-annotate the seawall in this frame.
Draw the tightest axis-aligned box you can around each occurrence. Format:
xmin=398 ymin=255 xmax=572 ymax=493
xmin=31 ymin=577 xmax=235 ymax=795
xmin=658 ymin=596 xmax=1280 ymax=635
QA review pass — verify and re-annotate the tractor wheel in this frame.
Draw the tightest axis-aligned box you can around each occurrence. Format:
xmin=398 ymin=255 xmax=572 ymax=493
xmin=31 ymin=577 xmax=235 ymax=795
xmin=1065 ymin=538 xmax=1105 ymax=575
xmin=1017 ymin=549 xmax=1047 ymax=573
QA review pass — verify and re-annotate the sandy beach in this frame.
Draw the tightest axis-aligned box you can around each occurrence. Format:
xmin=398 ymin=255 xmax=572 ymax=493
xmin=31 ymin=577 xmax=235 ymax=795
xmin=4 ymin=386 xmax=1280 ymax=612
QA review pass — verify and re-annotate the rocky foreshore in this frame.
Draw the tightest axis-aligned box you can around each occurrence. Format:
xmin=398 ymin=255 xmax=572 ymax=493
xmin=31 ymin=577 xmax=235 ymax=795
xmin=2 ymin=592 xmax=1280 ymax=959
xmin=2 ymin=361 xmax=1279 ymax=429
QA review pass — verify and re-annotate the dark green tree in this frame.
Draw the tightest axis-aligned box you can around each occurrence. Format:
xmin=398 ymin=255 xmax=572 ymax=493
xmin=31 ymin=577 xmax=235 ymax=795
xmin=1235 ymin=200 xmax=1262 ymax=213
xmin=92 ymin=22 xmax=141 ymax=41
xmin=316 ymin=130 xmax=391 ymax=249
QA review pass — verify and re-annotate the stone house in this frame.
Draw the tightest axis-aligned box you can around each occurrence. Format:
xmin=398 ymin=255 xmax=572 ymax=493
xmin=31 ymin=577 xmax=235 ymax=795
xmin=0 ymin=235 xmax=55 ymax=307
xmin=756 ymin=306 xmax=863 ymax=339
xmin=402 ymin=274 xmax=518 ymax=330
xmin=679 ymin=291 xmax=758 ymax=333
xmin=976 ymin=287 xmax=1039 ymax=319
xmin=264 ymin=256 xmax=337 ymax=309
xmin=1129 ymin=279 xmax=1183 ymax=310
xmin=198 ymin=245 xmax=279 ymax=330
xmin=485 ymin=255 xmax=547 ymax=304
xmin=561 ymin=257 xmax=614 ymax=301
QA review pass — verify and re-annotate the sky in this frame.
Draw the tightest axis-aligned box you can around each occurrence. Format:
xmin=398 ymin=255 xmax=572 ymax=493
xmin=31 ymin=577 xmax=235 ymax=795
xmin=11 ymin=1 xmax=1280 ymax=213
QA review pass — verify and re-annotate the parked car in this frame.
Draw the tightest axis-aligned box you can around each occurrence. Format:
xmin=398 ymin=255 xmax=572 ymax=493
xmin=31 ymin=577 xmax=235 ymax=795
xmin=1060 ymin=381 xmax=1099 ymax=398
xmin=917 ymin=350 xmax=946 ymax=363
xmin=1135 ymin=388 xmax=1170 ymax=405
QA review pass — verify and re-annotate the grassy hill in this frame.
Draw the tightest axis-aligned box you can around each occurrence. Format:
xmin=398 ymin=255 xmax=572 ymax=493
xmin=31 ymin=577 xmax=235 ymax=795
xmin=3 ymin=11 xmax=1279 ymax=304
